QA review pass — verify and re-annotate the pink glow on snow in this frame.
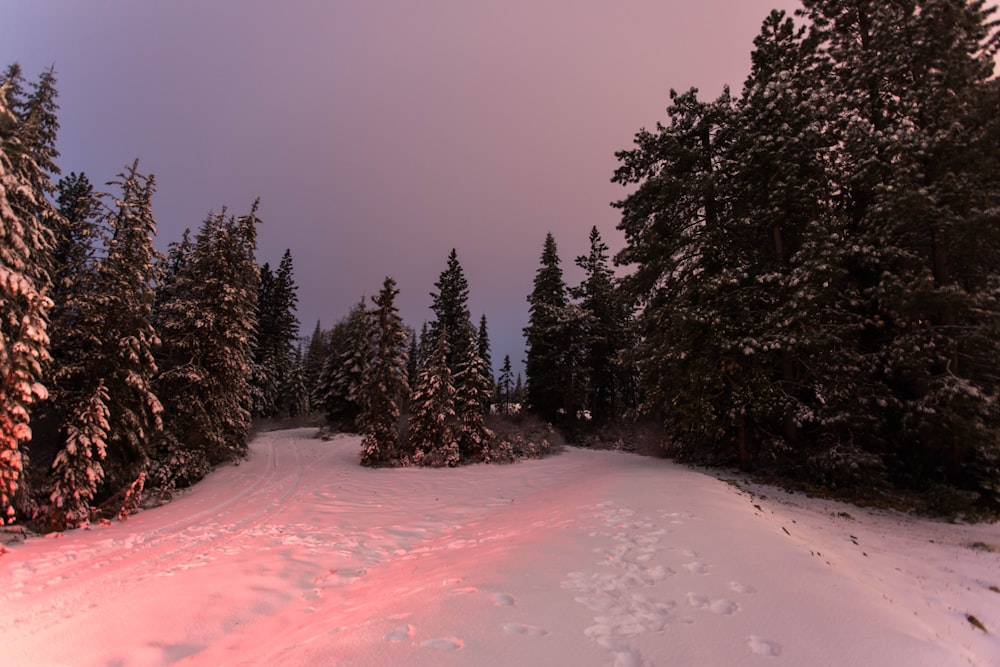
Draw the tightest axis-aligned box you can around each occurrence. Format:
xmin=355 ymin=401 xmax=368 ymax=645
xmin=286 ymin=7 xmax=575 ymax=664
xmin=2 ymin=428 xmax=998 ymax=666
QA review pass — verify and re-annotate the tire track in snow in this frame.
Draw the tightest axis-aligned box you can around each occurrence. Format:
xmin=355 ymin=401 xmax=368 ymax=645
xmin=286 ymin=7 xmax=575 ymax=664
xmin=3 ymin=430 xmax=325 ymax=638
xmin=6 ymin=437 xmax=283 ymax=596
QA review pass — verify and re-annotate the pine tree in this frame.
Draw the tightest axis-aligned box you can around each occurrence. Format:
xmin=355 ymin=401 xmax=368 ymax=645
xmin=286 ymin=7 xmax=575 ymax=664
xmin=794 ymin=0 xmax=1000 ymax=498
xmin=153 ymin=204 xmax=260 ymax=487
xmin=46 ymin=172 xmax=103 ymax=395
xmin=0 ymin=66 xmax=58 ymax=523
xmin=408 ymin=326 xmax=459 ymax=467
xmin=614 ymin=87 xmax=754 ymax=460
xmin=314 ymin=299 xmax=372 ymax=430
xmin=302 ymin=320 xmax=329 ymax=404
xmin=453 ymin=326 xmax=494 ymax=462
xmin=285 ymin=345 xmax=310 ymax=418
xmin=573 ymin=226 xmax=630 ymax=422
xmin=612 ymin=1 xmax=1000 ymax=507
xmin=497 ymin=355 xmax=513 ymax=416
xmin=48 ymin=381 xmax=109 ymax=528
xmin=406 ymin=329 xmax=420 ymax=392
xmin=44 ymin=172 xmax=112 ymax=521
xmin=97 ymin=161 xmax=164 ymax=491
xmin=253 ymin=250 xmax=300 ymax=417
xmin=428 ymin=248 xmax=473 ymax=374
xmin=524 ymin=232 xmax=592 ymax=422
xmin=359 ymin=277 xmax=410 ymax=466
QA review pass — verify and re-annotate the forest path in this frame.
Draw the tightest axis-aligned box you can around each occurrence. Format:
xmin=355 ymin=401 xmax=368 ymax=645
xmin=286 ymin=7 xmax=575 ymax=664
xmin=1 ymin=428 xmax=997 ymax=666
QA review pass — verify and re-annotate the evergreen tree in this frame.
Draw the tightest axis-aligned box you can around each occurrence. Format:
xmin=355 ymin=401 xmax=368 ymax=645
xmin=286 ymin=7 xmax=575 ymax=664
xmin=453 ymin=326 xmax=495 ymax=461
xmin=573 ymin=226 xmax=629 ymax=422
xmin=614 ymin=87 xmax=743 ymax=457
xmin=406 ymin=329 xmax=420 ymax=392
xmin=0 ymin=66 xmax=58 ymax=523
xmin=524 ymin=233 xmax=591 ymax=421
xmin=48 ymin=381 xmax=109 ymax=528
xmin=313 ymin=299 xmax=372 ymax=430
xmin=428 ymin=248 xmax=473 ymax=374
xmin=285 ymin=346 xmax=310 ymax=418
xmin=44 ymin=173 xmax=111 ymax=522
xmin=359 ymin=277 xmax=410 ymax=466
xmin=613 ymin=1 xmax=1000 ymax=507
xmin=795 ymin=0 xmax=1000 ymax=498
xmin=302 ymin=320 xmax=329 ymax=404
xmin=476 ymin=314 xmax=493 ymax=413
xmin=253 ymin=249 xmax=300 ymax=417
xmin=153 ymin=204 xmax=260 ymax=487
xmin=497 ymin=355 xmax=513 ymax=416
xmin=96 ymin=161 xmax=164 ymax=491
xmin=408 ymin=326 xmax=459 ymax=467
xmin=477 ymin=315 xmax=492 ymax=378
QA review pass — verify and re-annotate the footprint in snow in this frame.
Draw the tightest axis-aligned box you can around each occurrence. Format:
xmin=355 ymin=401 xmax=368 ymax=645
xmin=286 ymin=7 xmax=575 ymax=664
xmin=493 ymin=592 xmax=515 ymax=606
xmin=385 ymin=624 xmax=415 ymax=642
xmin=748 ymin=635 xmax=782 ymax=657
xmin=683 ymin=561 xmax=710 ymax=575
xmin=503 ymin=623 xmax=549 ymax=637
xmin=729 ymin=581 xmax=756 ymax=594
xmin=422 ymin=637 xmax=464 ymax=651
xmin=687 ymin=593 xmax=740 ymax=615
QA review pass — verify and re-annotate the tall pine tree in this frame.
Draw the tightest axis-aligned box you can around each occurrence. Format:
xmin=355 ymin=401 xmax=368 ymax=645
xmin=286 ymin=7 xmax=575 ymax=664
xmin=0 ymin=66 xmax=58 ymax=523
xmin=359 ymin=277 xmax=410 ymax=466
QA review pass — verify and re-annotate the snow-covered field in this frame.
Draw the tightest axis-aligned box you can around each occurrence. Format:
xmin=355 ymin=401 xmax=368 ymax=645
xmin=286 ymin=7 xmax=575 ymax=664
xmin=2 ymin=428 xmax=998 ymax=667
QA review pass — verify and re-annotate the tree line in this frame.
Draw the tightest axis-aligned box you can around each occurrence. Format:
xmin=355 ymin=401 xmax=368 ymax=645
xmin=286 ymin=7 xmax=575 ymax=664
xmin=606 ymin=1 xmax=1000 ymax=512
xmin=305 ymin=249 xmax=546 ymax=468
xmin=0 ymin=64 xmax=303 ymax=529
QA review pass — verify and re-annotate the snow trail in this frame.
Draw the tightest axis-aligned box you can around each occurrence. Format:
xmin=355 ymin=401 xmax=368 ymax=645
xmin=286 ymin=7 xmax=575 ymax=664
xmin=1 ymin=427 xmax=997 ymax=666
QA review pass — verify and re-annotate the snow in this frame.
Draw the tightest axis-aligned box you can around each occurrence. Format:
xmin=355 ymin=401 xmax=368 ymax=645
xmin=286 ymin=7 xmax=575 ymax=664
xmin=2 ymin=427 xmax=998 ymax=666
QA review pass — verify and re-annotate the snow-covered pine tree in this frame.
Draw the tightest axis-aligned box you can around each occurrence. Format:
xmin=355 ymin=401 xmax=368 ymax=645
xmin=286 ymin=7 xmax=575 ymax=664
xmin=48 ymin=381 xmax=109 ymax=529
xmin=496 ymin=355 xmax=513 ymax=416
xmin=285 ymin=345 xmax=310 ymax=418
xmin=0 ymin=65 xmax=58 ymax=523
xmin=614 ymin=87 xmax=752 ymax=461
xmin=408 ymin=325 xmax=459 ymax=467
xmin=253 ymin=249 xmax=300 ymax=418
xmin=793 ymin=0 xmax=1000 ymax=501
xmin=720 ymin=10 xmax=835 ymax=464
xmin=453 ymin=325 xmax=495 ymax=462
xmin=44 ymin=172 xmax=114 ymax=520
xmin=154 ymin=204 xmax=260 ymax=487
xmin=572 ymin=226 xmax=631 ymax=422
xmin=428 ymin=248 xmax=472 ymax=374
xmin=524 ymin=232 xmax=593 ymax=422
xmin=313 ymin=299 xmax=373 ymax=431
xmin=406 ymin=329 xmax=420 ymax=394
xmin=476 ymin=314 xmax=494 ymax=413
xmin=302 ymin=320 xmax=329 ymax=406
xmin=524 ymin=233 xmax=566 ymax=422
xmin=359 ymin=277 xmax=410 ymax=466
xmin=95 ymin=161 xmax=164 ymax=492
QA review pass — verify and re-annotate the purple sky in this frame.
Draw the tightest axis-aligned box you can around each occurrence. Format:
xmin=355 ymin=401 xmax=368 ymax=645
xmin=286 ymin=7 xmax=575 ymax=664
xmin=4 ymin=0 xmax=837 ymax=371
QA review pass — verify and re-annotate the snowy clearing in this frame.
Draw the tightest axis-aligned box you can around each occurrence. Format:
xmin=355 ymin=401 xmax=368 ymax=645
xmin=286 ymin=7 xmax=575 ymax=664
xmin=2 ymin=427 xmax=998 ymax=666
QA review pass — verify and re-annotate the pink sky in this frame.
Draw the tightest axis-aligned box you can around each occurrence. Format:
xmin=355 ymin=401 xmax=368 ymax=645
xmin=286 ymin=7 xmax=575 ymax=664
xmin=5 ymin=1 xmax=994 ymax=371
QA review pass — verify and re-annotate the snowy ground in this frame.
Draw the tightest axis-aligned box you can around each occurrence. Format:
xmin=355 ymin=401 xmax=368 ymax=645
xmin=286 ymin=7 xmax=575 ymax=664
xmin=2 ymin=428 xmax=998 ymax=667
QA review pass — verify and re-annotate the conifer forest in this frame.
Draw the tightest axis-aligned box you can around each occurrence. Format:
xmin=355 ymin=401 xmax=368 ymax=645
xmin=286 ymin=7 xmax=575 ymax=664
xmin=2 ymin=0 xmax=1000 ymax=535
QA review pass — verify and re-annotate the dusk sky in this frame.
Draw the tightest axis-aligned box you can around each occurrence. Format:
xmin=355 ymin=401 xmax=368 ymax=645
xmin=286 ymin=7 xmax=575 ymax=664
xmin=1 ymin=0 xmax=892 ymax=372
